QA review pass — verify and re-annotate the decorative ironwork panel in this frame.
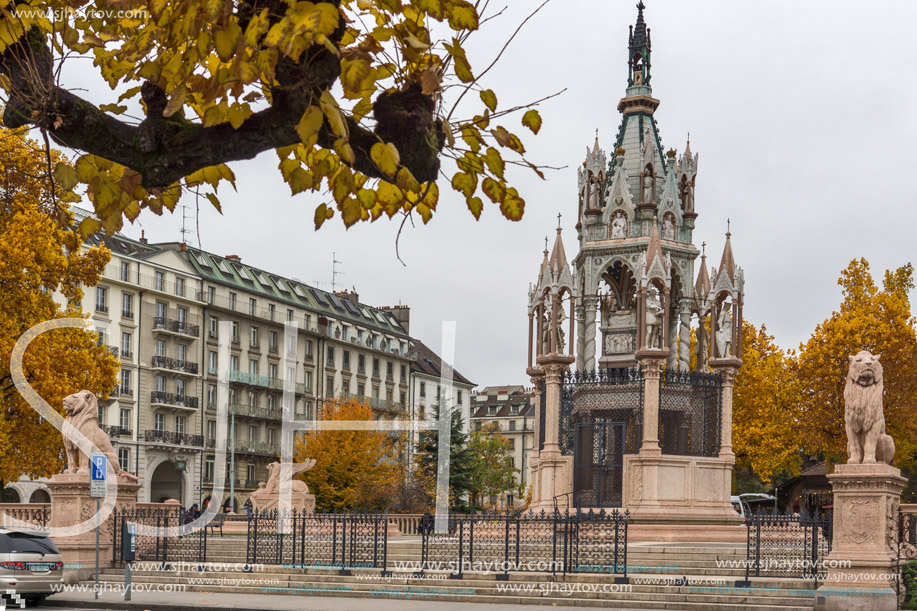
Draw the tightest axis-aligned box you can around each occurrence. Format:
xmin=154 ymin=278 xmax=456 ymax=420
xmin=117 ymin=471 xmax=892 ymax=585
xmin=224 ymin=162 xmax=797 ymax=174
xmin=658 ymin=369 xmax=721 ymax=457
xmin=561 ymin=368 xmax=643 ymax=456
xmin=744 ymin=511 xmax=831 ymax=584
xmin=112 ymin=508 xmax=205 ymax=565
xmin=419 ymin=510 xmax=628 ymax=578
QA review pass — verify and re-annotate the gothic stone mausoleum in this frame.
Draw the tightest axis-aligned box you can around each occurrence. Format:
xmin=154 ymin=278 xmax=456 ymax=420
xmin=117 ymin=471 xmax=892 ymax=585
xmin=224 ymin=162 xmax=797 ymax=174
xmin=526 ymin=3 xmax=745 ymax=541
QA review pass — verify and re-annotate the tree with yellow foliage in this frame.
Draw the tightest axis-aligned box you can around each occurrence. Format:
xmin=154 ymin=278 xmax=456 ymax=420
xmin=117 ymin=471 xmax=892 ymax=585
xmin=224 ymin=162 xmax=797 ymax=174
xmin=796 ymin=259 xmax=917 ymax=473
xmin=0 ymin=0 xmax=553 ymax=234
xmin=293 ymin=397 xmax=400 ymax=511
xmin=732 ymin=321 xmax=802 ymax=487
xmin=0 ymin=127 xmax=119 ymax=482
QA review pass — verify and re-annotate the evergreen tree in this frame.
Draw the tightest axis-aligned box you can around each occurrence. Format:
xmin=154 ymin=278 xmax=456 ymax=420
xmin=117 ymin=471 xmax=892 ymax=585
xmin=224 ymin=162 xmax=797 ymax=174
xmin=415 ymin=402 xmax=475 ymax=512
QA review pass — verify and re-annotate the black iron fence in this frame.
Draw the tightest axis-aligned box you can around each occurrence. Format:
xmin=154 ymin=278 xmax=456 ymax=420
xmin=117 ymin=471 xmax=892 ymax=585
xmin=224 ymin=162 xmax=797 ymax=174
xmin=246 ymin=510 xmax=389 ymax=574
xmin=561 ymin=367 xmax=643 ymax=456
xmin=112 ymin=508 xmax=206 ymax=566
xmin=658 ymin=369 xmax=721 ymax=457
xmin=898 ymin=509 xmax=917 ymax=602
xmin=739 ymin=511 xmax=832 ymax=587
xmin=419 ymin=509 xmax=629 ymax=580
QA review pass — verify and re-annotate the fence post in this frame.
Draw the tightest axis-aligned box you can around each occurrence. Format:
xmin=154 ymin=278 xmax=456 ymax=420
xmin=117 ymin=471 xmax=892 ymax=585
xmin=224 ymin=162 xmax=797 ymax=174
xmin=451 ymin=519 xmax=464 ymax=580
xmin=339 ymin=513 xmax=351 ymax=576
xmin=737 ymin=516 xmax=752 ymax=587
xmin=498 ymin=514 xmax=510 ymax=581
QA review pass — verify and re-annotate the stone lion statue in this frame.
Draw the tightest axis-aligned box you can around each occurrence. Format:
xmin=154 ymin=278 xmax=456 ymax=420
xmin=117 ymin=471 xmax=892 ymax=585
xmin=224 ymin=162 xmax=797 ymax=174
xmin=844 ymin=351 xmax=895 ymax=465
xmin=62 ymin=390 xmax=138 ymax=480
xmin=260 ymin=459 xmax=316 ymax=495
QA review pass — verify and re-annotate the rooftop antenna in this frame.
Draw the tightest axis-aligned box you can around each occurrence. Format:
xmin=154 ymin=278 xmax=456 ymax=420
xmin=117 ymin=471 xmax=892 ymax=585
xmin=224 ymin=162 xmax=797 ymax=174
xmin=332 ymin=252 xmax=344 ymax=292
xmin=179 ymin=200 xmax=191 ymax=245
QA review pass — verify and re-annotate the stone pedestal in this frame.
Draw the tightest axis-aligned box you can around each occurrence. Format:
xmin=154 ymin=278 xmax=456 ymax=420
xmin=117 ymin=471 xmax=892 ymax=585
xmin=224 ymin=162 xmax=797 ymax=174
xmin=815 ymin=463 xmax=905 ymax=611
xmin=47 ymin=472 xmax=140 ymax=584
xmin=529 ymin=353 xmax=575 ymax=511
xmin=249 ymin=487 xmax=316 ymax=514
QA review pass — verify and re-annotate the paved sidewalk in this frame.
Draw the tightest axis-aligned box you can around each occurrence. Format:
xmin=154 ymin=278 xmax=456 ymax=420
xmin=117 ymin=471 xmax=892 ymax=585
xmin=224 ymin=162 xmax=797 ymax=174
xmin=51 ymin=589 xmax=620 ymax=611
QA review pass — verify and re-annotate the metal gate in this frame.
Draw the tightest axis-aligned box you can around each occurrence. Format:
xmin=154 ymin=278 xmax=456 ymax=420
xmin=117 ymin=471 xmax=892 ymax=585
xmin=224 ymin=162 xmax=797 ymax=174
xmin=573 ymin=421 xmax=626 ymax=508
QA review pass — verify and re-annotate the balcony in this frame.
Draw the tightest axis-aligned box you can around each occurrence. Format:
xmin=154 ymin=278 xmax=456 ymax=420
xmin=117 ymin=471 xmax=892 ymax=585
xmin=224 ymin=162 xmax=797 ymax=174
xmin=96 ymin=304 xmax=109 ymax=314
xmin=340 ymin=393 xmax=404 ymax=415
xmin=100 ymin=388 xmax=119 ymax=400
xmin=230 ymin=403 xmax=282 ymax=421
xmin=211 ymin=369 xmax=307 ymax=394
xmin=153 ymin=317 xmax=200 ymax=338
xmin=100 ymin=424 xmax=132 ymax=438
xmin=144 ymin=429 xmax=204 ymax=447
xmin=150 ymin=391 xmax=199 ymax=410
xmin=235 ymin=441 xmax=277 ymax=456
xmin=121 ymin=349 xmax=134 ymax=360
xmin=105 ymin=345 xmax=119 ymax=358
xmin=119 ymin=386 xmax=133 ymax=398
xmin=122 ymin=309 xmax=134 ymax=319
xmin=151 ymin=355 xmax=199 ymax=375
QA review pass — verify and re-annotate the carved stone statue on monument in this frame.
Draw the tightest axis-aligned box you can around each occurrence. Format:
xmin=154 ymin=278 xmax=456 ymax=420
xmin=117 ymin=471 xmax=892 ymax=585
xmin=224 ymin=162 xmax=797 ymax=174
xmin=662 ymin=216 xmax=675 ymax=241
xmin=684 ymin=180 xmax=695 ymax=213
xmin=250 ymin=459 xmax=318 ymax=513
xmin=62 ymin=390 xmax=138 ymax=481
xmin=611 ymin=212 xmax=627 ymax=238
xmin=844 ymin=351 xmax=895 ymax=465
xmin=555 ymin=301 xmax=567 ymax=353
xmin=715 ymin=305 xmax=732 ymax=358
xmin=645 ymin=289 xmax=663 ymax=349
xmin=642 ymin=169 xmax=654 ymax=205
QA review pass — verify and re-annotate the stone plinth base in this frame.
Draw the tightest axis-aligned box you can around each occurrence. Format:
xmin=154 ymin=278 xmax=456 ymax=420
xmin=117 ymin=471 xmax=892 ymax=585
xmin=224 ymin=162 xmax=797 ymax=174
xmin=249 ymin=488 xmax=316 ymax=514
xmin=814 ymin=463 xmax=905 ymax=611
xmin=47 ymin=472 xmax=141 ymax=584
xmin=627 ymin=523 xmax=745 ymax=543
xmin=528 ymin=451 xmax=573 ymax=511
xmin=623 ymin=454 xmax=741 ymax=530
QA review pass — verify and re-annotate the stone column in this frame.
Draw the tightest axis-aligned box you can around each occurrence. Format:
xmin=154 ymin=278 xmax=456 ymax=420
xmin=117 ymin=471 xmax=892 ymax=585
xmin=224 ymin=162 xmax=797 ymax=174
xmin=575 ymin=302 xmax=586 ymax=371
xmin=531 ymin=354 xmax=575 ymax=509
xmin=583 ymin=297 xmax=596 ymax=372
xmin=637 ymin=357 xmax=664 ymax=456
xmin=815 ymin=464 xmax=906 ymax=611
xmin=678 ymin=306 xmax=691 ymax=372
xmin=667 ymin=314 xmax=678 ymax=370
xmin=708 ymin=360 xmax=739 ymax=462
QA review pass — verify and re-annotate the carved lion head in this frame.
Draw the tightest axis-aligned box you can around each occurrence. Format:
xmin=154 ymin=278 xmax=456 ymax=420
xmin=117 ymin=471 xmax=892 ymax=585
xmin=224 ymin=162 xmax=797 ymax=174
xmin=63 ymin=390 xmax=98 ymax=419
xmin=848 ymin=351 xmax=883 ymax=387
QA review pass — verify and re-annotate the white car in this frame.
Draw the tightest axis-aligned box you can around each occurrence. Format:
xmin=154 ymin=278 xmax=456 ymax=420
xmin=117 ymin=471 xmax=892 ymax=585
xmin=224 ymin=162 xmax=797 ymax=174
xmin=731 ymin=493 xmax=778 ymax=521
xmin=0 ymin=528 xmax=64 ymax=607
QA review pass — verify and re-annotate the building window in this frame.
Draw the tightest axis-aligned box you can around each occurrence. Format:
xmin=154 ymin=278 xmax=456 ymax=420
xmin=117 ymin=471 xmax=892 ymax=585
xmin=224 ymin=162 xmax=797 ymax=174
xmin=357 ymin=383 xmax=365 ymax=396
xmin=247 ymin=463 xmax=256 ymax=482
xmin=154 ymin=413 xmax=164 ymax=431
xmin=155 ymin=302 xmax=166 ymax=319
xmin=269 ymin=331 xmax=277 ymax=351
xmin=249 ymin=359 xmax=259 ymax=375
xmin=155 ymin=339 xmax=166 ymax=357
xmin=248 ymin=391 xmax=256 ymax=407
xmin=121 ymin=332 xmax=132 ymax=358
xmin=120 ymin=261 xmax=130 ymax=282
xmin=249 ymin=298 xmax=257 ymax=315
xmin=287 ymin=308 xmax=294 ymax=322
xmin=509 ymin=420 xmax=516 ymax=432
xmin=304 ymin=370 xmax=312 ymax=390
xmin=400 ymin=364 xmax=406 ymax=382
xmin=305 ymin=340 xmax=313 ymax=359
xmin=373 ymin=358 xmax=379 ymax=377
xmin=177 ymin=343 xmax=187 ymax=363
xmin=250 ymin=326 xmax=259 ymax=347
xmin=118 ymin=447 xmax=130 ymax=472
xmin=269 ymin=363 xmax=278 ymax=379
xmin=269 ymin=304 xmax=275 ymax=321
xmin=268 ymin=429 xmax=277 ymax=445
xmin=175 ymin=277 xmax=185 ymax=296
xmin=327 ymin=346 xmax=334 ymax=366
xmin=457 ymin=390 xmax=463 ymax=403
xmin=177 ymin=307 xmax=187 ymax=324
xmin=120 ymin=369 xmax=132 ymax=395
xmin=122 ymin=293 xmax=133 ymax=318
xmin=205 ymin=456 xmax=214 ymax=481
xmin=207 ymin=384 xmax=216 ymax=406
xmin=386 ymin=388 xmax=393 ymax=403
xmin=267 ymin=395 xmax=276 ymax=410
xmin=209 ymin=315 xmax=218 ymax=338
xmin=420 ymin=381 xmax=425 ymax=398
xmin=207 ymin=420 xmax=216 ymax=440
xmin=95 ymin=287 xmax=107 ymax=312
xmin=343 ymin=350 xmax=350 ymax=370
xmin=400 ymin=392 xmax=406 ymax=405
xmin=176 ymin=378 xmax=185 ymax=396
xmin=229 ymin=292 xmax=237 ymax=310
xmin=208 ymin=350 xmax=217 ymax=372
xmin=248 ymin=425 xmax=257 ymax=443
xmin=326 ymin=376 xmax=334 ymax=397
xmin=97 ymin=403 xmax=105 ymax=423
xmin=358 ymin=354 xmax=365 ymax=373
xmin=120 ymin=408 xmax=130 ymax=430
xmin=176 ymin=416 xmax=186 ymax=434
xmin=343 ymin=378 xmax=351 ymax=394
xmin=387 ymin=362 xmax=393 ymax=380
xmin=207 ymin=286 xmax=215 ymax=303
xmin=231 ymin=321 xmax=239 ymax=343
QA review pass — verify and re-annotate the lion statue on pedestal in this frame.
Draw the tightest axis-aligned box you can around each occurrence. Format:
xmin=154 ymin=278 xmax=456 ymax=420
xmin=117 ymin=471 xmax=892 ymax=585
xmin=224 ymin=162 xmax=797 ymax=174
xmin=62 ymin=390 xmax=138 ymax=481
xmin=844 ymin=351 xmax=895 ymax=465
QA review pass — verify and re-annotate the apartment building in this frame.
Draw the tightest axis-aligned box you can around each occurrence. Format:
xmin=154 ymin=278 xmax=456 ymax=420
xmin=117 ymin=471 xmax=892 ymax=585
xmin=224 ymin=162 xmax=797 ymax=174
xmin=470 ymin=386 xmax=537 ymax=507
xmin=409 ymin=339 xmax=475 ymax=446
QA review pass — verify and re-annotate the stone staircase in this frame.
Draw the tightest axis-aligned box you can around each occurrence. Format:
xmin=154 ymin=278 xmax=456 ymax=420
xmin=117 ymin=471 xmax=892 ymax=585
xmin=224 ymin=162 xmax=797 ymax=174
xmin=82 ymin=536 xmax=819 ymax=610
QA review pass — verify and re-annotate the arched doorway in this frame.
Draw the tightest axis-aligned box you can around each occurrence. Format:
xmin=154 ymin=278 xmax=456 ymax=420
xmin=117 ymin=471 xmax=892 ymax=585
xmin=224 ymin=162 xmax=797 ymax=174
xmin=149 ymin=461 xmax=182 ymax=505
xmin=29 ymin=489 xmax=50 ymax=503
xmin=1 ymin=487 xmax=21 ymax=503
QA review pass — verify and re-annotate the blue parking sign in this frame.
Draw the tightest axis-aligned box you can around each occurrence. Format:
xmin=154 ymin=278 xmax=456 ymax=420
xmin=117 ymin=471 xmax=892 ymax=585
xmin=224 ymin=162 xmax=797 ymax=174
xmin=90 ymin=454 xmax=107 ymax=497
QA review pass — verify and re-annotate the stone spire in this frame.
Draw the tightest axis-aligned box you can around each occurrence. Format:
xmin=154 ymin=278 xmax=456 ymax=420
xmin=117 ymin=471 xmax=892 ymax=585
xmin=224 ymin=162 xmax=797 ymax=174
xmin=549 ymin=222 xmax=569 ymax=276
xmin=694 ymin=247 xmax=711 ymax=298
xmin=644 ymin=217 xmax=665 ymax=273
xmin=628 ymin=1 xmax=652 ymax=88
xmin=714 ymin=224 xmax=736 ymax=284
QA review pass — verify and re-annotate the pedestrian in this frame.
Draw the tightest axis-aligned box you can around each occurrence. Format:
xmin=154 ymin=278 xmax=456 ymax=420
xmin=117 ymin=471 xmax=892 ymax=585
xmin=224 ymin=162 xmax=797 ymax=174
xmin=792 ymin=498 xmax=800 ymax=514
xmin=243 ymin=498 xmax=253 ymax=515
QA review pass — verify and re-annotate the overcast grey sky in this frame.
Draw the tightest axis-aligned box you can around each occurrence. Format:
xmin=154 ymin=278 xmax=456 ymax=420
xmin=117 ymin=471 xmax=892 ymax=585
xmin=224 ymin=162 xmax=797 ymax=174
xmin=68 ymin=1 xmax=917 ymax=387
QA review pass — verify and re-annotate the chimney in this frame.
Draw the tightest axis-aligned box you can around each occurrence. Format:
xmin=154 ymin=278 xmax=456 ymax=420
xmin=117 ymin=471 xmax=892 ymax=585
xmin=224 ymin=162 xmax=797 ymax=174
xmin=335 ymin=289 xmax=360 ymax=308
xmin=381 ymin=305 xmax=410 ymax=334
xmin=225 ymin=255 xmax=240 ymax=262
xmin=139 ymin=230 xmax=148 ymax=244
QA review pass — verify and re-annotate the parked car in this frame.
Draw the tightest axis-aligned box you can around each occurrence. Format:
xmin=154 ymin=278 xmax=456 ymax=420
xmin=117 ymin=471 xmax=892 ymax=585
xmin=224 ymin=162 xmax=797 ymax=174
xmin=0 ymin=528 xmax=64 ymax=607
xmin=731 ymin=493 xmax=778 ymax=522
